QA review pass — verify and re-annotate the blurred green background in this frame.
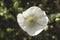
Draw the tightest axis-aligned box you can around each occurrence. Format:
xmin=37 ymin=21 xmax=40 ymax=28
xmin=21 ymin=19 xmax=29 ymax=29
xmin=0 ymin=0 xmax=60 ymax=40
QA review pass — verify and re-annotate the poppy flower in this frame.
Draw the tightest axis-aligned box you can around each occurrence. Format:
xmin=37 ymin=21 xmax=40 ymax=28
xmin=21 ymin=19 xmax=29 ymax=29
xmin=17 ymin=6 xmax=48 ymax=36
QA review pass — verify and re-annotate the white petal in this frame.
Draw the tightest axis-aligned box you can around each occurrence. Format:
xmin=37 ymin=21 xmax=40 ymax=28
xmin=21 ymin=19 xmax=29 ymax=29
xmin=22 ymin=6 xmax=42 ymax=18
xmin=27 ymin=29 xmax=43 ymax=36
xmin=35 ymin=11 xmax=48 ymax=27
xmin=23 ymin=23 xmax=44 ymax=36
xmin=17 ymin=13 xmax=26 ymax=30
xmin=17 ymin=13 xmax=24 ymax=24
xmin=43 ymin=11 xmax=48 ymax=22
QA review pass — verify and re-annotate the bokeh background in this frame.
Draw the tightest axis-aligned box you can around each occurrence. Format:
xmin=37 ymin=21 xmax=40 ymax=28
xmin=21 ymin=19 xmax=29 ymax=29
xmin=0 ymin=0 xmax=60 ymax=40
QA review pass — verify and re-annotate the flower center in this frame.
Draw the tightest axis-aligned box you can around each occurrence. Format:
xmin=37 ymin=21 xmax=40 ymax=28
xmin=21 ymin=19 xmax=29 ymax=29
xmin=26 ymin=16 xmax=34 ymax=24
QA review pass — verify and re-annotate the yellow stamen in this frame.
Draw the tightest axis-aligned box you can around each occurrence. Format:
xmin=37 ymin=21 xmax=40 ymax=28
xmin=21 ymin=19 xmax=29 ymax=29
xmin=26 ymin=16 xmax=34 ymax=23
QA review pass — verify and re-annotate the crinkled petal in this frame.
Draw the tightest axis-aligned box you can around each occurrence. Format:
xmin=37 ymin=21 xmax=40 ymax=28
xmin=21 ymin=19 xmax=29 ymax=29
xmin=23 ymin=22 xmax=44 ymax=36
xmin=17 ymin=13 xmax=26 ymax=30
xmin=27 ymin=29 xmax=43 ymax=36
xmin=22 ymin=6 xmax=42 ymax=18
xmin=36 ymin=11 xmax=48 ymax=27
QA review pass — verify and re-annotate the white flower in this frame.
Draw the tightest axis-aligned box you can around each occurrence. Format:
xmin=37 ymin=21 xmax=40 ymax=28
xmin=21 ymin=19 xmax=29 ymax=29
xmin=17 ymin=6 xmax=48 ymax=36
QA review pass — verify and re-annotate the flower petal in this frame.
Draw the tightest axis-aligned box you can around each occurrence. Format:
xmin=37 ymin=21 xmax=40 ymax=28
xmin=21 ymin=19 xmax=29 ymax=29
xmin=17 ymin=13 xmax=26 ymax=30
xmin=23 ymin=22 xmax=44 ymax=36
xmin=36 ymin=11 xmax=48 ymax=27
xmin=22 ymin=6 xmax=42 ymax=18
xmin=27 ymin=29 xmax=43 ymax=36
